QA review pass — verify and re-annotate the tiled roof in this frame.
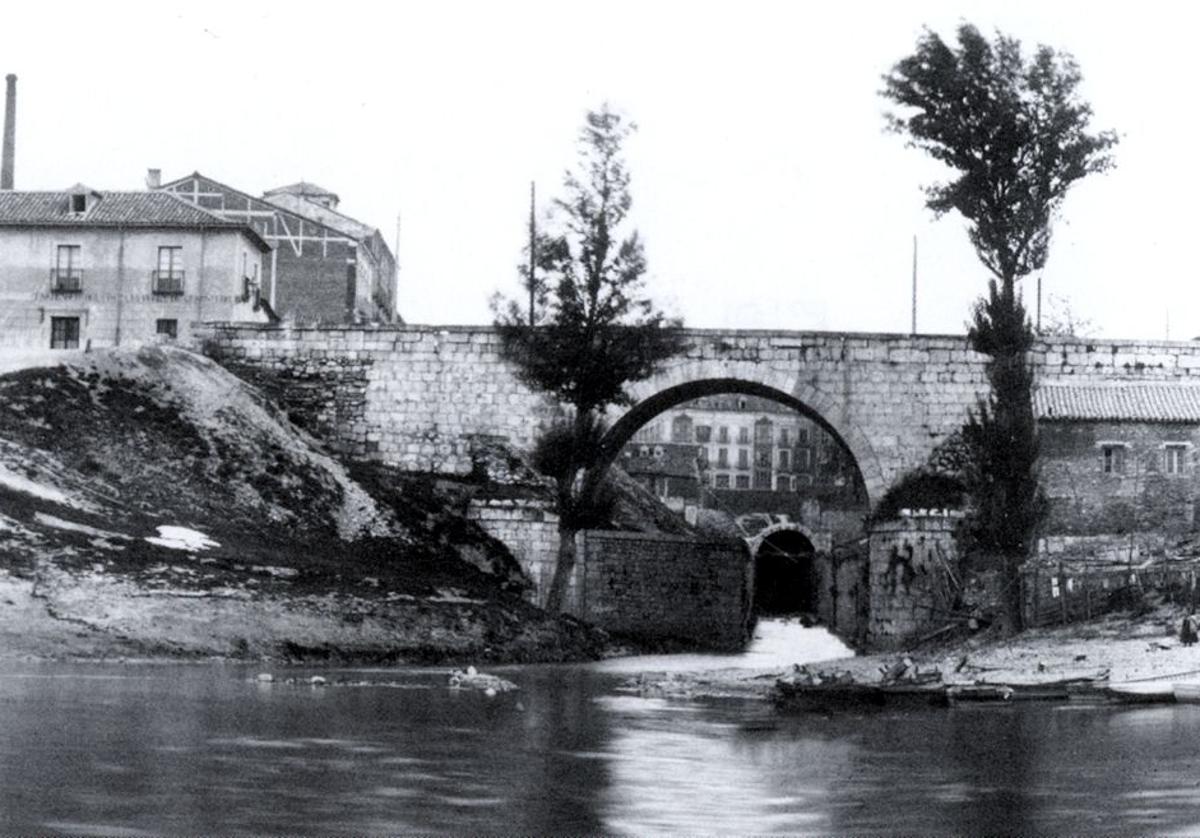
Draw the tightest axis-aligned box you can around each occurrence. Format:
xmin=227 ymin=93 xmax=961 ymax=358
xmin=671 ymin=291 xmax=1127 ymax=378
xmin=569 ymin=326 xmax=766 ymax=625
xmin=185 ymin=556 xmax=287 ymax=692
xmin=623 ymin=444 xmax=701 ymax=477
xmin=0 ymin=190 xmax=271 ymax=251
xmin=1036 ymin=383 xmax=1200 ymax=423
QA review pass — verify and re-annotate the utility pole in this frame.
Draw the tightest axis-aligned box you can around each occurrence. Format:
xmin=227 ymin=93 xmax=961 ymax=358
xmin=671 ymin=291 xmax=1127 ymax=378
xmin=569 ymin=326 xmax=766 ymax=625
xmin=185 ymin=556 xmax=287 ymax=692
xmin=910 ymin=235 xmax=918 ymax=335
xmin=528 ymin=181 xmax=536 ymax=328
xmin=1036 ymin=275 xmax=1042 ymax=333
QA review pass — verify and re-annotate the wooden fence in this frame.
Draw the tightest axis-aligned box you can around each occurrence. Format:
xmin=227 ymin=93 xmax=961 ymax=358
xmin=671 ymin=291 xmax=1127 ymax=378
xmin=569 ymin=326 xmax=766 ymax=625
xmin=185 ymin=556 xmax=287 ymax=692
xmin=1021 ymin=559 xmax=1200 ymax=628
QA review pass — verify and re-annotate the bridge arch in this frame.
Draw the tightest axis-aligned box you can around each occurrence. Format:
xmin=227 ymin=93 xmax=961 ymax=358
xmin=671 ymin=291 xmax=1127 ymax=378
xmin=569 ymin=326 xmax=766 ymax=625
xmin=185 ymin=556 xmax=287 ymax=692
xmin=745 ymin=521 xmax=828 ymax=558
xmin=595 ymin=367 xmax=885 ymax=507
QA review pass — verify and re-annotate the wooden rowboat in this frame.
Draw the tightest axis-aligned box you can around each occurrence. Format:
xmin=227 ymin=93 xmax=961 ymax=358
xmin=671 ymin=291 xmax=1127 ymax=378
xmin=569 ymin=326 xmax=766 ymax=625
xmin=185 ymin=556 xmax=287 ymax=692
xmin=773 ymin=680 xmax=948 ymax=711
xmin=1102 ymin=682 xmax=1176 ymax=704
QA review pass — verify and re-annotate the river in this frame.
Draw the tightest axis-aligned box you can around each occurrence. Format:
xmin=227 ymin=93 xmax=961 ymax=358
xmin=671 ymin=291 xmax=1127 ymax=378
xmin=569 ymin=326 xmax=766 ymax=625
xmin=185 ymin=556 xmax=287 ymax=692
xmin=2 ymin=619 xmax=1200 ymax=835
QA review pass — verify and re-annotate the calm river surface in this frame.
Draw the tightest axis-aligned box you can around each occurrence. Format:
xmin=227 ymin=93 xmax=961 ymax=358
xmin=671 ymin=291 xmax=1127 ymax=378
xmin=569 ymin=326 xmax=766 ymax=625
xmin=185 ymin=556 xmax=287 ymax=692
xmin=4 ymin=620 xmax=1200 ymax=835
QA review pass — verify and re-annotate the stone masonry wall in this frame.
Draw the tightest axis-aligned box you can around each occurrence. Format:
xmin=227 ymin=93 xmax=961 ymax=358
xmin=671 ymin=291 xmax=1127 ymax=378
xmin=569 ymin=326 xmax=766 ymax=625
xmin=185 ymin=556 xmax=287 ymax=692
xmin=576 ymin=530 xmax=752 ymax=650
xmin=466 ymin=498 xmax=560 ymax=606
xmin=197 ymin=323 xmax=1200 ymax=511
xmin=1040 ymin=420 xmax=1200 ymax=537
xmin=868 ymin=515 xmax=961 ymax=649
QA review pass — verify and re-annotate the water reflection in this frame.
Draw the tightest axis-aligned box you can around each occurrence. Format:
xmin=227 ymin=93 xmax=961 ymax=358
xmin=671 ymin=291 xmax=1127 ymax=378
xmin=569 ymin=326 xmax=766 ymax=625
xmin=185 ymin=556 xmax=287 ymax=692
xmin=3 ymin=652 xmax=1200 ymax=834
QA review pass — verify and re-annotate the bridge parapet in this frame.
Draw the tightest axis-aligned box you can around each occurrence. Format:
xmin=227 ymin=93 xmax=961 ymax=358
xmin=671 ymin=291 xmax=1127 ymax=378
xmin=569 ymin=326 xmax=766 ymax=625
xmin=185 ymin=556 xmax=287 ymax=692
xmin=195 ymin=322 xmax=1200 ymax=505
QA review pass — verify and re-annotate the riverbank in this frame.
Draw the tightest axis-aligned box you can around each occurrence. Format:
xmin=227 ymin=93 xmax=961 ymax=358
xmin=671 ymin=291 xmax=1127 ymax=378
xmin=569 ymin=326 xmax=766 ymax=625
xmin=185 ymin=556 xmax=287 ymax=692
xmin=0 ymin=347 xmax=605 ymax=664
xmin=623 ymin=604 xmax=1200 ymax=702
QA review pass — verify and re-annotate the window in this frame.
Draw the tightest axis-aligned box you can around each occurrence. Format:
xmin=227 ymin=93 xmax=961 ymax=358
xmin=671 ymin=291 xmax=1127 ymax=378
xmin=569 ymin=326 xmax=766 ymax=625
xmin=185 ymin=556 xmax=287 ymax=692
xmin=695 ymin=425 xmax=712 ymax=443
xmin=717 ymin=426 xmax=729 ymax=444
xmin=671 ymin=414 xmax=693 ymax=443
xmin=754 ymin=420 xmax=773 ymax=444
xmin=737 ymin=449 xmax=749 ymax=469
xmin=715 ymin=474 xmax=730 ymax=488
xmin=735 ymin=474 xmax=750 ymax=489
xmin=50 ymin=316 xmax=80 ymax=349
xmin=697 ymin=447 xmax=709 ymax=466
xmin=776 ymin=475 xmax=791 ymax=492
xmin=1101 ymin=445 xmax=1126 ymax=474
xmin=753 ymin=469 xmax=771 ymax=489
xmin=154 ymin=246 xmax=184 ymax=294
xmin=737 ymin=427 xmax=750 ymax=445
xmin=796 ymin=448 xmax=813 ymax=471
xmin=779 ymin=428 xmax=791 ymax=446
xmin=71 ymin=193 xmax=87 ymax=214
xmin=797 ymin=428 xmax=810 ymax=445
xmin=778 ymin=449 xmax=791 ymax=470
xmin=52 ymin=245 xmax=82 ymax=292
xmin=1166 ymin=444 xmax=1188 ymax=476
xmin=156 ymin=319 xmax=178 ymax=340
xmin=755 ymin=449 xmax=771 ymax=467
xmin=717 ymin=448 xmax=729 ymax=468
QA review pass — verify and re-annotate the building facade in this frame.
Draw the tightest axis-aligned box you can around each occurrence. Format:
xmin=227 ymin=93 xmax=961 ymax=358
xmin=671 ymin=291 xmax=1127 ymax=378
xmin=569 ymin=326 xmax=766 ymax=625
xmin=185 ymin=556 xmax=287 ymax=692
xmin=627 ymin=394 xmax=856 ymax=493
xmin=0 ymin=187 xmax=269 ymax=350
xmin=1037 ymin=382 xmax=1200 ymax=537
xmin=159 ymin=173 xmax=398 ymax=325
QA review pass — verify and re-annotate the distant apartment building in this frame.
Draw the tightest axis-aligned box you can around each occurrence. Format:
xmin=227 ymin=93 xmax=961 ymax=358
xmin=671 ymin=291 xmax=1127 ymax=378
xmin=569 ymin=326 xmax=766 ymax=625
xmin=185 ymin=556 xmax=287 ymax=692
xmin=158 ymin=172 xmax=398 ymax=325
xmin=626 ymin=395 xmax=856 ymax=495
xmin=0 ymin=185 xmax=270 ymax=350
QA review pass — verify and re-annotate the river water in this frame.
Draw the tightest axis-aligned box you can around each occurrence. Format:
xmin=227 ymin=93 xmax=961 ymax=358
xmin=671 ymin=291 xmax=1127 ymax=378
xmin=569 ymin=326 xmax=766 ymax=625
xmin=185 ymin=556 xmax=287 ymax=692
xmin=3 ymin=620 xmax=1200 ymax=835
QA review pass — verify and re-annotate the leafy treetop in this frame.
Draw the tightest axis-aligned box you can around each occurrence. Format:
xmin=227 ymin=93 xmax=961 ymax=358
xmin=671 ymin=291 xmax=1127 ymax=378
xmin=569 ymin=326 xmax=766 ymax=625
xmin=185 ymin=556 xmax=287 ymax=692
xmin=495 ymin=106 xmax=683 ymax=418
xmin=882 ymin=24 xmax=1118 ymax=285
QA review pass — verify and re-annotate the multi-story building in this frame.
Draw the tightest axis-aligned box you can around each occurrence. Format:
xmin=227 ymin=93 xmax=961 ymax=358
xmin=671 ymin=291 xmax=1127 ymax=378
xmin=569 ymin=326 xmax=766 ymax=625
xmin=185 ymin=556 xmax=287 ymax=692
xmin=158 ymin=172 xmax=398 ymax=325
xmin=628 ymin=394 xmax=855 ymax=494
xmin=0 ymin=185 xmax=270 ymax=350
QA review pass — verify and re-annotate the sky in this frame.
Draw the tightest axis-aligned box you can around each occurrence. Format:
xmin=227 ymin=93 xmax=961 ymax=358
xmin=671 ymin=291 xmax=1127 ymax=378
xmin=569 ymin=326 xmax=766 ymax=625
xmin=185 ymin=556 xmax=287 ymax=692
xmin=1 ymin=1 xmax=1194 ymax=338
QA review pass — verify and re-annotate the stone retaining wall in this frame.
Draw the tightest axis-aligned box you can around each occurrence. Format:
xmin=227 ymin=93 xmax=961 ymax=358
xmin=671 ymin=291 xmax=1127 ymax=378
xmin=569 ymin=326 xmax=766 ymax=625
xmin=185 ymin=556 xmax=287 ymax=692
xmin=867 ymin=515 xmax=961 ymax=648
xmin=466 ymin=498 xmax=560 ymax=605
xmin=576 ymin=530 xmax=752 ymax=650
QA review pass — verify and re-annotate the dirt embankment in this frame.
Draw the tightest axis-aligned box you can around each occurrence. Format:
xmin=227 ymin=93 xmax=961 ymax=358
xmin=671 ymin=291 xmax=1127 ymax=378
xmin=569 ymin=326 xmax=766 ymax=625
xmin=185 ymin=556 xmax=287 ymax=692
xmin=0 ymin=347 xmax=603 ymax=664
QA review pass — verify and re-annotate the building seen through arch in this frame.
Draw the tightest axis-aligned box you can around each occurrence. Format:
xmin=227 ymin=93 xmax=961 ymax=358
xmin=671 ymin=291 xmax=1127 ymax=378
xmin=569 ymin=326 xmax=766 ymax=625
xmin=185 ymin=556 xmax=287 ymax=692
xmin=621 ymin=394 xmax=864 ymax=518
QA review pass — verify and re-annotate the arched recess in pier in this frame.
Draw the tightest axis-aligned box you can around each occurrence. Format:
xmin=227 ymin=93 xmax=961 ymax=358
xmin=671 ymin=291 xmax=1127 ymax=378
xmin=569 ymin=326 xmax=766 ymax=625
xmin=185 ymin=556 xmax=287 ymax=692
xmin=752 ymin=527 xmax=819 ymax=616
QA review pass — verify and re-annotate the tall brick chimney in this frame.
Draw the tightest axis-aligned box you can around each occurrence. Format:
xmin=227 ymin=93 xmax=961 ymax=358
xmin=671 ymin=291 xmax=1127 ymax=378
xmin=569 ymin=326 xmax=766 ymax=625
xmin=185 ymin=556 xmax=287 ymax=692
xmin=1 ymin=74 xmax=16 ymax=190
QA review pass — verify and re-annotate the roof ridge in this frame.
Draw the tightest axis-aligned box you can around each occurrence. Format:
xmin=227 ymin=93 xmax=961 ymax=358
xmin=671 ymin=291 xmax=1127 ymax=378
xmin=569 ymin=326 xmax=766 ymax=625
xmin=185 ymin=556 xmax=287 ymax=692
xmin=160 ymin=170 xmax=355 ymax=240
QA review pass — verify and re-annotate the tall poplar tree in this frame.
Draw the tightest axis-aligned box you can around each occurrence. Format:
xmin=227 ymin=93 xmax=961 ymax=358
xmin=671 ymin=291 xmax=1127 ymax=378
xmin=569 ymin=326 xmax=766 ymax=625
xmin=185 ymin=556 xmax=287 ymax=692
xmin=882 ymin=24 xmax=1117 ymax=624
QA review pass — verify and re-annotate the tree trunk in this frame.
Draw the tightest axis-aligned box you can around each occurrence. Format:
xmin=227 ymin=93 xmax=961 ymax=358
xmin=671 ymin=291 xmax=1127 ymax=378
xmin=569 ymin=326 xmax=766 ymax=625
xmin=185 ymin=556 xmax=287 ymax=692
xmin=544 ymin=525 xmax=579 ymax=614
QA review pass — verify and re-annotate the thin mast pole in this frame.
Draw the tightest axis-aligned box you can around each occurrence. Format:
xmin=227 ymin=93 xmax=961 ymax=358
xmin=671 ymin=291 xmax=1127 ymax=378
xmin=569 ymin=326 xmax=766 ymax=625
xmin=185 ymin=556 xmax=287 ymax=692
xmin=910 ymin=235 xmax=917 ymax=335
xmin=528 ymin=181 xmax=536 ymax=328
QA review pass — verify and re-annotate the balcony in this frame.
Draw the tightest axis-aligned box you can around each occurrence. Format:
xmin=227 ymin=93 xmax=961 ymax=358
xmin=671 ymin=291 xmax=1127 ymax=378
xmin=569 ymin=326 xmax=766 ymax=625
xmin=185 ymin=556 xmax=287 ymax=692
xmin=151 ymin=270 xmax=185 ymax=296
xmin=49 ymin=268 xmax=82 ymax=294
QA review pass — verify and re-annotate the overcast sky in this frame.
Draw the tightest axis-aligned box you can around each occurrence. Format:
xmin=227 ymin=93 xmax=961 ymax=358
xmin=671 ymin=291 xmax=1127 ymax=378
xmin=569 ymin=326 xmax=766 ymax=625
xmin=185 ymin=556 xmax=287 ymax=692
xmin=3 ymin=2 xmax=1192 ymax=338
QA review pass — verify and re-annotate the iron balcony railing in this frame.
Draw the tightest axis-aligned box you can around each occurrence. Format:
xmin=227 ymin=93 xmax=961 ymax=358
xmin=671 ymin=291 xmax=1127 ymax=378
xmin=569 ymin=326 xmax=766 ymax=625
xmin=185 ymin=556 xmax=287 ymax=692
xmin=151 ymin=270 xmax=185 ymax=295
xmin=49 ymin=268 xmax=83 ymax=293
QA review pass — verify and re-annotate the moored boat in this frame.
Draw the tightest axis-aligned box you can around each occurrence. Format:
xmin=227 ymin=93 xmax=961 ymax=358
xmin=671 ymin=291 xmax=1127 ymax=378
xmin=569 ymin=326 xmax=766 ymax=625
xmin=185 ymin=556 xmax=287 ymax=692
xmin=773 ymin=680 xmax=948 ymax=711
xmin=1173 ymin=681 xmax=1200 ymax=703
xmin=1103 ymin=681 xmax=1176 ymax=704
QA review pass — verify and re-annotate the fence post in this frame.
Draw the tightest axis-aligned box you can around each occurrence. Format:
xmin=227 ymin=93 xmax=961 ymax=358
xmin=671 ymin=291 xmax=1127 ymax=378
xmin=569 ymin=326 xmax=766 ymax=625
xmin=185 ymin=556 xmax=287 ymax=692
xmin=1059 ymin=561 xmax=1068 ymax=626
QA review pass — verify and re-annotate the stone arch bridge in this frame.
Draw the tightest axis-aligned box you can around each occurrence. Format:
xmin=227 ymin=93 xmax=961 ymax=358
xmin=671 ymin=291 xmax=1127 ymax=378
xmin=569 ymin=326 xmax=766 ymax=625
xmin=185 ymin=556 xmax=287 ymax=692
xmin=198 ymin=323 xmax=1200 ymax=508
